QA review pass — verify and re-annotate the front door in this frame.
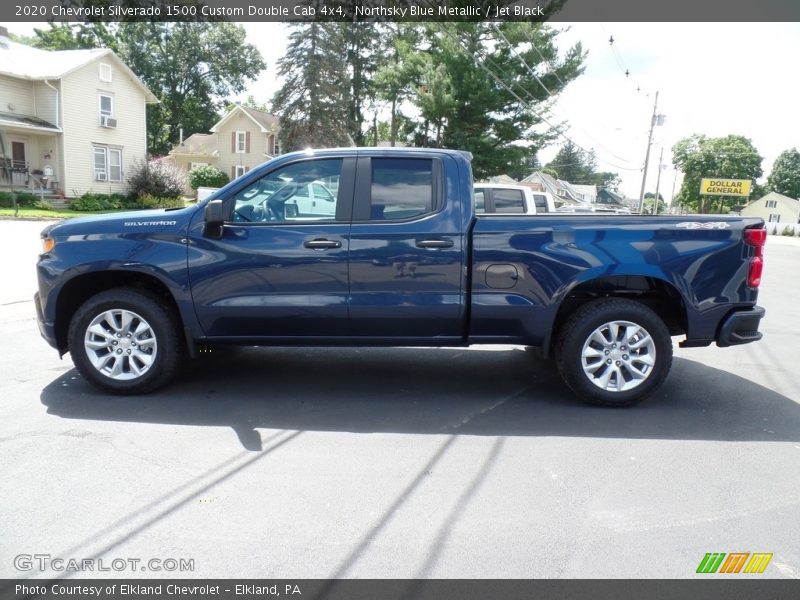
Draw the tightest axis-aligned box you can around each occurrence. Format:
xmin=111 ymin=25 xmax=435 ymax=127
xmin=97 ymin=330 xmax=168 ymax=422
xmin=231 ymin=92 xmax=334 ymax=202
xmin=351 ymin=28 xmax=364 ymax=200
xmin=11 ymin=141 xmax=26 ymax=169
xmin=187 ymin=156 xmax=355 ymax=339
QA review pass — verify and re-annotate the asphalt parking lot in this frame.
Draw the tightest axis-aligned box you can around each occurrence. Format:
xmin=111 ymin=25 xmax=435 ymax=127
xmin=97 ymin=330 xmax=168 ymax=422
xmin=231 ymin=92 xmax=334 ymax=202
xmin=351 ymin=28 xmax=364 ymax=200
xmin=1 ymin=219 xmax=798 ymax=580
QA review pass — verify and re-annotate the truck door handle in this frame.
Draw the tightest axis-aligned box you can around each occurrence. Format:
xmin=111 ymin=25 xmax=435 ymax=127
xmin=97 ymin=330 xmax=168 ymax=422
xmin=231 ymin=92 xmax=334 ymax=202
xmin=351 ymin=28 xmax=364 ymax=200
xmin=416 ymin=239 xmax=454 ymax=249
xmin=304 ymin=239 xmax=341 ymax=249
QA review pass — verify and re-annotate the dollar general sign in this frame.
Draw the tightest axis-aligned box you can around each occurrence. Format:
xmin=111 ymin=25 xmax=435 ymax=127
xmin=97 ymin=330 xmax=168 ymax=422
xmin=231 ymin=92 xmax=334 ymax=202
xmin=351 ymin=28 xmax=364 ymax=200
xmin=700 ymin=178 xmax=752 ymax=197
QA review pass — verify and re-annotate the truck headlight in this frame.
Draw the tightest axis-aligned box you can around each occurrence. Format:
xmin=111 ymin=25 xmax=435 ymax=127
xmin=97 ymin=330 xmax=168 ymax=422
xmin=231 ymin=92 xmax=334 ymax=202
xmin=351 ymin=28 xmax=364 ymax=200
xmin=42 ymin=237 xmax=55 ymax=253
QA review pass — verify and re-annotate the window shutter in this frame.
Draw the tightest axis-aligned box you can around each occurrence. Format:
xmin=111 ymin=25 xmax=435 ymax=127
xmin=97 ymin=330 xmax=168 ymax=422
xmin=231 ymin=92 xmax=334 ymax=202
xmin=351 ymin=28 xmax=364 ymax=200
xmin=245 ymin=131 xmax=251 ymax=154
xmin=231 ymin=132 xmax=236 ymax=153
xmin=231 ymin=166 xmax=236 ymax=179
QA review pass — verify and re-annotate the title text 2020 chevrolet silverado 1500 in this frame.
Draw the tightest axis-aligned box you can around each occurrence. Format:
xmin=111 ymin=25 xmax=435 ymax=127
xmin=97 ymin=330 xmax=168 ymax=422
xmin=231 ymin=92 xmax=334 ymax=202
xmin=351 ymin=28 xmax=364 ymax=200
xmin=35 ymin=148 xmax=766 ymax=406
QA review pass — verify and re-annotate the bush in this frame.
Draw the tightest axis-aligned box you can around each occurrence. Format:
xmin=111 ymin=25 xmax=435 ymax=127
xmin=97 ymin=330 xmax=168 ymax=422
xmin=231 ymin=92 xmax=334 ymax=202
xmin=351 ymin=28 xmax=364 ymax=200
xmin=127 ymin=158 xmax=187 ymax=199
xmin=134 ymin=194 xmax=185 ymax=209
xmin=782 ymin=226 xmax=796 ymax=236
xmin=33 ymin=199 xmax=54 ymax=211
xmin=15 ymin=192 xmax=37 ymax=207
xmin=0 ymin=191 xmax=38 ymax=208
xmin=189 ymin=165 xmax=228 ymax=190
xmin=70 ymin=192 xmax=135 ymax=211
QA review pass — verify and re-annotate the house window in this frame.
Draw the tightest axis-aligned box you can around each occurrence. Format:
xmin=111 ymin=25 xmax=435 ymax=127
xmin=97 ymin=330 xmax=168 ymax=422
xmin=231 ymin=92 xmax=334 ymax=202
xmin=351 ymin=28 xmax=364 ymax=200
xmin=765 ymin=200 xmax=777 ymax=208
xmin=98 ymin=94 xmax=113 ymax=119
xmin=235 ymin=131 xmax=246 ymax=153
xmin=99 ymin=63 xmax=113 ymax=82
xmin=93 ymin=146 xmax=122 ymax=182
xmin=234 ymin=165 xmax=246 ymax=178
xmin=768 ymin=214 xmax=781 ymax=223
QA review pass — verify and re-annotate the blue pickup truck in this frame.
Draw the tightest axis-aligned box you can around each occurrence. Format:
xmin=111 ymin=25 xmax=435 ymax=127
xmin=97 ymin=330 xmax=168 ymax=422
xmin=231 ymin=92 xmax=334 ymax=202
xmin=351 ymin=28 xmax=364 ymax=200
xmin=35 ymin=148 xmax=766 ymax=406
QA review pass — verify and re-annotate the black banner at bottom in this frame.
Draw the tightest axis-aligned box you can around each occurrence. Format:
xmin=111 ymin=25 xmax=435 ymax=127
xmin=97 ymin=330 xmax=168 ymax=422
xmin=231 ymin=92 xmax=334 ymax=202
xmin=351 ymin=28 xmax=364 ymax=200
xmin=2 ymin=579 xmax=800 ymax=600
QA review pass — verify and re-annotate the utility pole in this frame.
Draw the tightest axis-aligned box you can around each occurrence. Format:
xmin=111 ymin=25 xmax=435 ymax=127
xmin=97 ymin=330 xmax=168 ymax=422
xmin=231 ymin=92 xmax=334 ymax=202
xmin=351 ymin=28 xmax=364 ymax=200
xmin=638 ymin=90 xmax=659 ymax=214
xmin=653 ymin=147 xmax=664 ymax=215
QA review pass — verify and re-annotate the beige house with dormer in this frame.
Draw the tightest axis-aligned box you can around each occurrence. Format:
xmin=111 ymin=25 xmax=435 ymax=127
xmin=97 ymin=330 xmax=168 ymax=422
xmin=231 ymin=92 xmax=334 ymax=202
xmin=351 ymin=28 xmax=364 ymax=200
xmin=0 ymin=27 xmax=157 ymax=197
xmin=169 ymin=104 xmax=280 ymax=181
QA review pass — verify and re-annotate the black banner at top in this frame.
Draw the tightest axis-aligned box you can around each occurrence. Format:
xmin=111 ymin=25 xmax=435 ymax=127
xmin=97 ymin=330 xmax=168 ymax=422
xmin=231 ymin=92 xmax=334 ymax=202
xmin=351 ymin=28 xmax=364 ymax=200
xmin=2 ymin=0 xmax=800 ymax=23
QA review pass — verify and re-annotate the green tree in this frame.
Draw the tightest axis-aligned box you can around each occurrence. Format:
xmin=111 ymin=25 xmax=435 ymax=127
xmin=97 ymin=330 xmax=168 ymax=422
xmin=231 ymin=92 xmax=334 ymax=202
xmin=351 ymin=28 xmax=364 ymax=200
xmin=272 ymin=23 xmax=353 ymax=151
xmin=672 ymin=134 xmax=763 ymax=213
xmin=767 ymin=148 xmax=800 ymax=200
xmin=374 ymin=24 xmax=424 ymax=147
xmin=642 ymin=192 xmax=666 ymax=215
xmin=420 ymin=22 xmax=585 ymax=179
xmin=224 ymin=95 xmax=271 ymax=116
xmin=29 ymin=22 xmax=265 ymax=156
xmin=343 ymin=22 xmax=384 ymax=146
xmin=546 ymin=141 xmax=594 ymax=182
xmin=546 ymin=143 xmax=621 ymax=189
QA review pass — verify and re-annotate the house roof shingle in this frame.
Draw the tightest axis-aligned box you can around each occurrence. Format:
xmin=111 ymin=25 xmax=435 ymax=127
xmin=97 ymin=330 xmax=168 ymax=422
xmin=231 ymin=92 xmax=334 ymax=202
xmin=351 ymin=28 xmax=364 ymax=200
xmin=169 ymin=133 xmax=218 ymax=156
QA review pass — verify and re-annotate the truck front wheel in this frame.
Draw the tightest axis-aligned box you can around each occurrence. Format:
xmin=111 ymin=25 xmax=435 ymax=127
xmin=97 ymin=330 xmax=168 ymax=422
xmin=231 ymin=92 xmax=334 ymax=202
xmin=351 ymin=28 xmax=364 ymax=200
xmin=68 ymin=288 xmax=182 ymax=394
xmin=555 ymin=298 xmax=672 ymax=407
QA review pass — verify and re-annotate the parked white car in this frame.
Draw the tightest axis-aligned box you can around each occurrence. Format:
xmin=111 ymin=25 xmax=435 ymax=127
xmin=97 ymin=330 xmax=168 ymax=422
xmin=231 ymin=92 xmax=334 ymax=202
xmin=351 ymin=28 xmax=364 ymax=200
xmin=473 ymin=183 xmax=556 ymax=215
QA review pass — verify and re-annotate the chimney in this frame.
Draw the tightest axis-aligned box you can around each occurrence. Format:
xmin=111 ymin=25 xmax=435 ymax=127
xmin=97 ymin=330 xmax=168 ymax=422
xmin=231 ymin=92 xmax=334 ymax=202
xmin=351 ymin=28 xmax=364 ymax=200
xmin=179 ymin=127 xmax=183 ymax=145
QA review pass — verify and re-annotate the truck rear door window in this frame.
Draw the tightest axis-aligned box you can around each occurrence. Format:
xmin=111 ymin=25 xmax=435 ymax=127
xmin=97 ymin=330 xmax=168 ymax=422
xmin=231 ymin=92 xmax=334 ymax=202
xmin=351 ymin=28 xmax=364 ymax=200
xmin=532 ymin=194 xmax=549 ymax=212
xmin=370 ymin=158 xmax=433 ymax=220
xmin=492 ymin=189 xmax=525 ymax=213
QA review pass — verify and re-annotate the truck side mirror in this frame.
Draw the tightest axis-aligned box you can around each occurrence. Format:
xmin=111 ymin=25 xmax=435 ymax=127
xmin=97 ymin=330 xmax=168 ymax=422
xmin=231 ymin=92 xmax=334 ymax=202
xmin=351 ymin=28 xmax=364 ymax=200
xmin=203 ymin=199 xmax=224 ymax=239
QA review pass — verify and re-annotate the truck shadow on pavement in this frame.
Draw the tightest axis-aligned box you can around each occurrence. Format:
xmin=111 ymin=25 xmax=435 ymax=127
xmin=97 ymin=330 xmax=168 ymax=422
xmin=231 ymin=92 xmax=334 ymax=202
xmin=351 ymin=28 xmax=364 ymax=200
xmin=40 ymin=346 xmax=800 ymax=450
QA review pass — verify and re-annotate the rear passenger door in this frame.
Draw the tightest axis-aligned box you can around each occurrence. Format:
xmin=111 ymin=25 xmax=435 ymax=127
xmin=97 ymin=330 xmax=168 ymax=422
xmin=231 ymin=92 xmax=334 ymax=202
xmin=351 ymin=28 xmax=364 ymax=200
xmin=347 ymin=155 xmax=467 ymax=340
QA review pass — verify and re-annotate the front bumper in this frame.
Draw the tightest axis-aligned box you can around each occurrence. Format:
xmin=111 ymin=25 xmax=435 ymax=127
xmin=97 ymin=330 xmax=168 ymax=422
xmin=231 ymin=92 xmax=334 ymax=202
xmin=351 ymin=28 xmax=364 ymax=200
xmin=34 ymin=291 xmax=58 ymax=351
xmin=716 ymin=305 xmax=765 ymax=347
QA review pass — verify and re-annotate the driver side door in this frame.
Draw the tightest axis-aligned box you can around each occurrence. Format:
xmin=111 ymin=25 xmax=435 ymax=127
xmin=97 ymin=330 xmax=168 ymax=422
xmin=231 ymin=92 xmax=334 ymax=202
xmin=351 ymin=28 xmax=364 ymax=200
xmin=187 ymin=156 xmax=355 ymax=339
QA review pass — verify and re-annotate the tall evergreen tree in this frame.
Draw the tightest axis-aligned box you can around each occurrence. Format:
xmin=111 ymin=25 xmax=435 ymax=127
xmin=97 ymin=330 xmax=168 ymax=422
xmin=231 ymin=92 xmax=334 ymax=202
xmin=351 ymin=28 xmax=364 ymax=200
xmin=420 ymin=22 xmax=585 ymax=179
xmin=272 ymin=24 xmax=353 ymax=151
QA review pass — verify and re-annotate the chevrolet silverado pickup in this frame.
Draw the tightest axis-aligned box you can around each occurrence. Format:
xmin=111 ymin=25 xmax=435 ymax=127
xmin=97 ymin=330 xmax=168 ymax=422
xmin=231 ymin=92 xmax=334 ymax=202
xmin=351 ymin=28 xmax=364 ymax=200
xmin=35 ymin=148 xmax=766 ymax=406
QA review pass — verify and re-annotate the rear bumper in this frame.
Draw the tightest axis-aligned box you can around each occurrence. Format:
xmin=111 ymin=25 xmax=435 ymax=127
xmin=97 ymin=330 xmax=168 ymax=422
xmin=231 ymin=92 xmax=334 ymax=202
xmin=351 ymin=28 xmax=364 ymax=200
xmin=716 ymin=305 xmax=765 ymax=347
xmin=34 ymin=291 xmax=58 ymax=350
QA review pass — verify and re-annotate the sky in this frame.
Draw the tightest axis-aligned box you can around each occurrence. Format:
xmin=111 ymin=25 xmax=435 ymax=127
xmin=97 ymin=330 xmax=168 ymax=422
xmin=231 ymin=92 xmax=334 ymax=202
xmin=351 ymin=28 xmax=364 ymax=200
xmin=8 ymin=21 xmax=800 ymax=200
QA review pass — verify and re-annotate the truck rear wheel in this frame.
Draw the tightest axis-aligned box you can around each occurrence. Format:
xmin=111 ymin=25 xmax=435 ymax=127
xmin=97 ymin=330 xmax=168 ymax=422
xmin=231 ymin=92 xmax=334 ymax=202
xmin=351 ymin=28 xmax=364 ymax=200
xmin=68 ymin=288 xmax=182 ymax=394
xmin=555 ymin=298 xmax=672 ymax=407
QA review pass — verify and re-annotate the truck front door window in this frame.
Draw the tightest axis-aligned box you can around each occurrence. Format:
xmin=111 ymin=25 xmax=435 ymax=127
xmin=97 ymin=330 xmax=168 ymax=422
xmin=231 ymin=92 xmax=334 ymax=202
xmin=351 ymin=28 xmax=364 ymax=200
xmin=232 ymin=159 xmax=343 ymax=222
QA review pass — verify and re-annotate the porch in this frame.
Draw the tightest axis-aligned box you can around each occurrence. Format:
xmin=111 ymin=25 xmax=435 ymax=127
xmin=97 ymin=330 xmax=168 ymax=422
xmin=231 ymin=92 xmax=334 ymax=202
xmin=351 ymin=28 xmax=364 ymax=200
xmin=0 ymin=113 xmax=62 ymax=196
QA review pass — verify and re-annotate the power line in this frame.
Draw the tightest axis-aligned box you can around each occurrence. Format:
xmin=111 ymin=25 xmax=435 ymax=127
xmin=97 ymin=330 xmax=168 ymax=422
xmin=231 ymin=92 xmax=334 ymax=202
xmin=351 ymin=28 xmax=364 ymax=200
xmin=432 ymin=23 xmax=641 ymax=172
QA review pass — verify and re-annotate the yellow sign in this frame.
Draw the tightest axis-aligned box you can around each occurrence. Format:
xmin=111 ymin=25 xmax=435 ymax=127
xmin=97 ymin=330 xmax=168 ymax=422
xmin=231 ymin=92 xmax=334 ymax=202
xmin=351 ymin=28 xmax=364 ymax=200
xmin=700 ymin=178 xmax=752 ymax=197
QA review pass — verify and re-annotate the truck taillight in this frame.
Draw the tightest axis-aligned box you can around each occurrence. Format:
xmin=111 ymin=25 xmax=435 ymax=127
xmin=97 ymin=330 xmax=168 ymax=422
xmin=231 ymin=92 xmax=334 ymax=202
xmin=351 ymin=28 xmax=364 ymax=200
xmin=744 ymin=228 xmax=766 ymax=288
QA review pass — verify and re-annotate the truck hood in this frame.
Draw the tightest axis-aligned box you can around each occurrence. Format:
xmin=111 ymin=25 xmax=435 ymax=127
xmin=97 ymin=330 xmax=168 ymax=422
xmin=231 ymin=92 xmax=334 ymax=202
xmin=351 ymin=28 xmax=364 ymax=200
xmin=41 ymin=206 xmax=198 ymax=238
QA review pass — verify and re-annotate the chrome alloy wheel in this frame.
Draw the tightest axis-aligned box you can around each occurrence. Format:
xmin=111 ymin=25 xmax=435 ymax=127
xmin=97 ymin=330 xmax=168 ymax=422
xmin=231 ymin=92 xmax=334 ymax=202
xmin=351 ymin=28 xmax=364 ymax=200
xmin=580 ymin=320 xmax=656 ymax=392
xmin=83 ymin=309 xmax=157 ymax=381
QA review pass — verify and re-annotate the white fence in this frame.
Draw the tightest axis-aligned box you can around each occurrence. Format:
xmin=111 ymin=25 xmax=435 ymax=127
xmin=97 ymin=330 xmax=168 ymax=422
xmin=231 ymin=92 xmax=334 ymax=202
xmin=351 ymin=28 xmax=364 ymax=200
xmin=765 ymin=223 xmax=800 ymax=236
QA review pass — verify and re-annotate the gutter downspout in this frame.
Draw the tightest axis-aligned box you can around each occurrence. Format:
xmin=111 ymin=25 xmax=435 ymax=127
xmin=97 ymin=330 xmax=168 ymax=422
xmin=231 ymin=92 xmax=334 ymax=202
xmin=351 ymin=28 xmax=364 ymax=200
xmin=43 ymin=80 xmax=59 ymax=128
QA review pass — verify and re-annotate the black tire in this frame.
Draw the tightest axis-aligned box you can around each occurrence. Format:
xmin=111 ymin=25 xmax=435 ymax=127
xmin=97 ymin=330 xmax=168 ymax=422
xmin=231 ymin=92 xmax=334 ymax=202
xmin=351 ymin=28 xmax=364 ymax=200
xmin=555 ymin=298 xmax=673 ymax=407
xmin=67 ymin=287 xmax=183 ymax=394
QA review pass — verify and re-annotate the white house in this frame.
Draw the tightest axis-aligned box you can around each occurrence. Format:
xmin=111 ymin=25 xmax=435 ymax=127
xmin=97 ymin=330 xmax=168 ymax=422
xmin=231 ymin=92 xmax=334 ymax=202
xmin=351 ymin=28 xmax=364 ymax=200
xmin=0 ymin=28 xmax=158 ymax=197
xmin=740 ymin=191 xmax=800 ymax=226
